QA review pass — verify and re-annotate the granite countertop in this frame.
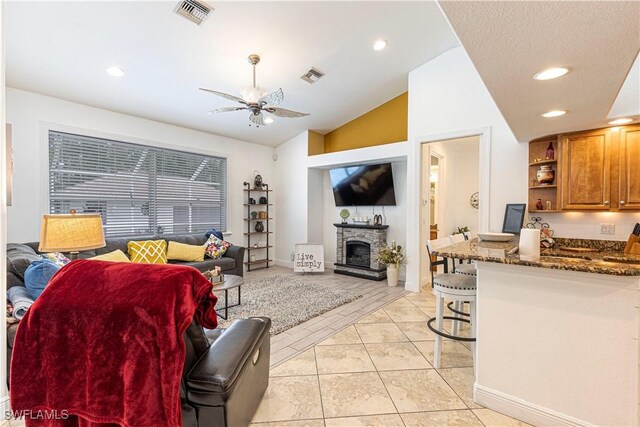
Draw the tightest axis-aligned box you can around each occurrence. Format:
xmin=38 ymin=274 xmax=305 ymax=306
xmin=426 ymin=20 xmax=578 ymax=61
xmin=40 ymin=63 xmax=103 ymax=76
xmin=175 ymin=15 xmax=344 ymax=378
xmin=433 ymin=238 xmax=640 ymax=277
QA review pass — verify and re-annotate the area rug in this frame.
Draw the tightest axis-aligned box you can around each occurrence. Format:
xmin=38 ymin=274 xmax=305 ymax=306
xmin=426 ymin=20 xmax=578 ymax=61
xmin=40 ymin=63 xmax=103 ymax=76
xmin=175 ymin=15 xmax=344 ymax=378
xmin=214 ymin=275 xmax=362 ymax=335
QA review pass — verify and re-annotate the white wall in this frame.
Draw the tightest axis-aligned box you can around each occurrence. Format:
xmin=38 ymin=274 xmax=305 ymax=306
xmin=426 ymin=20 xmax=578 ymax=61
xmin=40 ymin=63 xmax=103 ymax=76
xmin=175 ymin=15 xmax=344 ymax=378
xmin=406 ymin=46 xmax=527 ymax=291
xmin=534 ymin=211 xmax=640 ymax=241
xmin=274 ymin=130 xmax=309 ymax=266
xmin=476 ymin=262 xmax=639 ymax=426
xmin=428 ymin=138 xmax=479 ymax=237
xmin=0 ymin=1 xmax=9 ymax=410
xmin=6 ymin=88 xmax=276 ymax=247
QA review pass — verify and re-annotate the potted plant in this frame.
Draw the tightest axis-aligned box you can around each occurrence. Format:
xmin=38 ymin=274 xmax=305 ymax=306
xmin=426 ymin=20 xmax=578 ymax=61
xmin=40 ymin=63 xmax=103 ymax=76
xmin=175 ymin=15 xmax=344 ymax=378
xmin=453 ymin=226 xmax=470 ymax=239
xmin=378 ymin=240 xmax=405 ymax=287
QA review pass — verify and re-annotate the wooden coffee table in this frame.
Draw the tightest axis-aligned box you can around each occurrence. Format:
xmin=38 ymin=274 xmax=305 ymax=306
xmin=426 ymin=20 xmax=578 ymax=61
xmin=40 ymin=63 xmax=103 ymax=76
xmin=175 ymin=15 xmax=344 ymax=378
xmin=211 ymin=275 xmax=244 ymax=320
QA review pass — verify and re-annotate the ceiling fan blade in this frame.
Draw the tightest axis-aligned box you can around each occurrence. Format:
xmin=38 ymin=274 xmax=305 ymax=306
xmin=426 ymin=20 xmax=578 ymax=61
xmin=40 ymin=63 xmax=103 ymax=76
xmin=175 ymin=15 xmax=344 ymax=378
xmin=199 ymin=88 xmax=247 ymax=105
xmin=267 ymin=107 xmax=309 ymax=118
xmin=249 ymin=112 xmax=266 ymax=126
xmin=258 ymin=88 xmax=284 ymax=106
xmin=211 ymin=106 xmax=248 ymax=113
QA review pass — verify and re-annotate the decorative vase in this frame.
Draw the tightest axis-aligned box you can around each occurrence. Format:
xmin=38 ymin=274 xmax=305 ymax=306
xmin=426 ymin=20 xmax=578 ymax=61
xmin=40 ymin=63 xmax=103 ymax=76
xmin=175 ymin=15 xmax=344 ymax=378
xmin=255 ymin=221 xmax=265 ymax=232
xmin=545 ymin=141 xmax=555 ymax=160
xmin=254 ymin=171 xmax=263 ymax=189
xmin=536 ymin=165 xmax=555 ymax=185
xmin=536 ymin=198 xmax=544 ymax=210
xmin=259 ymin=196 xmax=268 ymax=204
xmin=386 ymin=264 xmax=399 ymax=287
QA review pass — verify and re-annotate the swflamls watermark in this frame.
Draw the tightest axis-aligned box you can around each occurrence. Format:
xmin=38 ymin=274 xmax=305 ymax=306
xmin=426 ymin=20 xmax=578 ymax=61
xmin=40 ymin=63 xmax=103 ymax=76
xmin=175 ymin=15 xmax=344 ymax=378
xmin=5 ymin=410 xmax=70 ymax=420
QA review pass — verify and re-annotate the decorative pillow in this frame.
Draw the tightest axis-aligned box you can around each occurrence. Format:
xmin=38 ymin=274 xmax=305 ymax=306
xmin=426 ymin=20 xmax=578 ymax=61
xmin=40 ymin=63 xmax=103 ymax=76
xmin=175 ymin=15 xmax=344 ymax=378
xmin=204 ymin=235 xmax=231 ymax=259
xmin=90 ymin=250 xmax=131 ymax=263
xmin=167 ymin=241 xmax=206 ymax=262
xmin=41 ymin=252 xmax=71 ymax=268
xmin=24 ymin=259 xmax=61 ymax=300
xmin=205 ymin=228 xmax=224 ymax=241
xmin=127 ymin=240 xmax=167 ymax=264
xmin=7 ymin=243 xmax=41 ymax=279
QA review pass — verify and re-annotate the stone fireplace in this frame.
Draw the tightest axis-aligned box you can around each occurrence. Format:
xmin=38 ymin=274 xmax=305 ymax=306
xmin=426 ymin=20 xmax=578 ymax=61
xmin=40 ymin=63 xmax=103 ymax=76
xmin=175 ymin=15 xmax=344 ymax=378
xmin=334 ymin=223 xmax=388 ymax=280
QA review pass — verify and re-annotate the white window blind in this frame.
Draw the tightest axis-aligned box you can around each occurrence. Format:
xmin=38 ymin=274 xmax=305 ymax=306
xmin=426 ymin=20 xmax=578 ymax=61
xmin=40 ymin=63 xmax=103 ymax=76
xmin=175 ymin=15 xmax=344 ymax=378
xmin=49 ymin=131 xmax=227 ymax=237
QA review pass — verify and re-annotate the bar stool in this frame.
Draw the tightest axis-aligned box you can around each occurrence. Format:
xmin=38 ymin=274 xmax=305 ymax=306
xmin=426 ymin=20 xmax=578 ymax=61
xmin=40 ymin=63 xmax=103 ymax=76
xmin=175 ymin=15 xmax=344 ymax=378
xmin=447 ymin=234 xmax=476 ymax=335
xmin=426 ymin=238 xmax=476 ymax=370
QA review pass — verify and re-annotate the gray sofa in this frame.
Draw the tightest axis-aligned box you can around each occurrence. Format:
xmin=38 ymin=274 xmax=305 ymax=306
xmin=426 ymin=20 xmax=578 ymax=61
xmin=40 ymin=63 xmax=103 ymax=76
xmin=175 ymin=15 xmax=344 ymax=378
xmin=6 ymin=233 xmax=245 ymax=384
xmin=7 ymin=233 xmax=244 ymax=290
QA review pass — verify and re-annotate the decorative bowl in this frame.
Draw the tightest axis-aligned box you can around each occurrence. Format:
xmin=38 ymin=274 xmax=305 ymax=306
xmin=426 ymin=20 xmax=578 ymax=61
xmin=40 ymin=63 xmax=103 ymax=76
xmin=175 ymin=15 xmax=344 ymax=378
xmin=478 ymin=232 xmax=515 ymax=242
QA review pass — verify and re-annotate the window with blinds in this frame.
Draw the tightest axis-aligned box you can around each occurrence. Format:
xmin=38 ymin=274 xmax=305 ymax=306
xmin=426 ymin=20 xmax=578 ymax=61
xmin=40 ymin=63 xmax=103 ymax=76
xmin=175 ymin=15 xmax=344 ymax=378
xmin=49 ymin=131 xmax=227 ymax=238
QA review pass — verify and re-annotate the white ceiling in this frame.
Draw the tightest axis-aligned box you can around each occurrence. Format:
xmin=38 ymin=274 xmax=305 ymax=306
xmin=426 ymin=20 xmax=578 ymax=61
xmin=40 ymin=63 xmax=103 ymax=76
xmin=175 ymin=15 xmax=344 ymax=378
xmin=439 ymin=1 xmax=640 ymax=142
xmin=5 ymin=1 xmax=459 ymax=147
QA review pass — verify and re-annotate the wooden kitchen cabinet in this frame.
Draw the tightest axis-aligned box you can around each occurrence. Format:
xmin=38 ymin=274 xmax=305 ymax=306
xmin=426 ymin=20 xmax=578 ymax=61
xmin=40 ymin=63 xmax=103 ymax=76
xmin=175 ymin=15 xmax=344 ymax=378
xmin=619 ymin=125 xmax=640 ymax=210
xmin=561 ymin=128 xmax=612 ymax=210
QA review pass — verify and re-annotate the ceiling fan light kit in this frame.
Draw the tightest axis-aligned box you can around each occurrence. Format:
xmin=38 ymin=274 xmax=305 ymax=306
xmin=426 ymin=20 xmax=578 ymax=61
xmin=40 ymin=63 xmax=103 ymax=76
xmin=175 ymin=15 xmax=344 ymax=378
xmin=200 ymin=54 xmax=309 ymax=127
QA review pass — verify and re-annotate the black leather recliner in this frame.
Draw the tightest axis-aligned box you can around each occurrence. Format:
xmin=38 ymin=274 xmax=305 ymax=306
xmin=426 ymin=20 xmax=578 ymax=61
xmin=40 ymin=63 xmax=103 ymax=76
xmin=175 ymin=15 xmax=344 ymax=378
xmin=181 ymin=317 xmax=271 ymax=427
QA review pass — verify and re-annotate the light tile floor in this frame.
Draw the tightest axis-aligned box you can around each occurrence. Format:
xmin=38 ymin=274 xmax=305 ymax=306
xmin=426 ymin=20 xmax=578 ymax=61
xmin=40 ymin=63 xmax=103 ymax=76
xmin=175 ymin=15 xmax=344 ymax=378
xmin=251 ymin=283 xmax=532 ymax=427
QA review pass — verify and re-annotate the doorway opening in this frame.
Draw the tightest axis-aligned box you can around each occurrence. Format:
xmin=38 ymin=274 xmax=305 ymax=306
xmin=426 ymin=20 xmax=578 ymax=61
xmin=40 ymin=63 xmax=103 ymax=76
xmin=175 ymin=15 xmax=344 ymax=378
xmin=420 ymin=136 xmax=481 ymax=286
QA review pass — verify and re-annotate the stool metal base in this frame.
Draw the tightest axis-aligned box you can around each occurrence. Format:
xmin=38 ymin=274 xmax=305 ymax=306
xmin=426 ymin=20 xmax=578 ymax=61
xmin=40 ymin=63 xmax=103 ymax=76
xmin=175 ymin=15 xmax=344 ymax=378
xmin=427 ymin=316 xmax=476 ymax=342
xmin=447 ymin=301 xmax=470 ymax=317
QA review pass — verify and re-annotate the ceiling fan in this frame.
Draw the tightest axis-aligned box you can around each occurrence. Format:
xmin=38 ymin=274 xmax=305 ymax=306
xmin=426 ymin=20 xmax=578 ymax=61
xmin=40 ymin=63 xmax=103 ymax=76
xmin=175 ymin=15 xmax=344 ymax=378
xmin=200 ymin=54 xmax=309 ymax=127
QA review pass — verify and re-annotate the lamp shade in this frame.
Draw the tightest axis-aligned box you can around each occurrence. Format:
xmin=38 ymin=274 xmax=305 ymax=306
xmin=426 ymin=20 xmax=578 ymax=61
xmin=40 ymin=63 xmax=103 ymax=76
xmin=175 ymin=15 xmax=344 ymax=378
xmin=39 ymin=213 xmax=106 ymax=253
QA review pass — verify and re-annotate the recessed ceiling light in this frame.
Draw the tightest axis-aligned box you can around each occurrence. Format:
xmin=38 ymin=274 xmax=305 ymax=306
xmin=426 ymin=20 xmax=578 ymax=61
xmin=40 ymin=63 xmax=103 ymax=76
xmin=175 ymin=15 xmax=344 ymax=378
xmin=608 ymin=118 xmax=633 ymax=125
xmin=263 ymin=117 xmax=274 ymax=125
xmin=541 ymin=110 xmax=567 ymax=118
xmin=373 ymin=39 xmax=387 ymax=51
xmin=534 ymin=67 xmax=569 ymax=80
xmin=106 ymin=66 xmax=124 ymax=77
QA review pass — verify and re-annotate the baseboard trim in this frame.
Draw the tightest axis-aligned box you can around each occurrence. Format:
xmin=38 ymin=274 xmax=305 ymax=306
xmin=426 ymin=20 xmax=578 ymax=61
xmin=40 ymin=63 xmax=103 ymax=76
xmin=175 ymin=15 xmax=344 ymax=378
xmin=274 ymin=260 xmax=294 ymax=269
xmin=474 ymin=384 xmax=594 ymax=427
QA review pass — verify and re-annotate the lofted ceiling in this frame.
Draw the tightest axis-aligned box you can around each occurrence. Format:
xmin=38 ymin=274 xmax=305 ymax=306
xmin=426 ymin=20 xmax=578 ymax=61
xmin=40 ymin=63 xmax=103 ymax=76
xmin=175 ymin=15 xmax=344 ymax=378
xmin=609 ymin=53 xmax=640 ymax=119
xmin=5 ymin=1 xmax=459 ymax=147
xmin=439 ymin=1 xmax=640 ymax=142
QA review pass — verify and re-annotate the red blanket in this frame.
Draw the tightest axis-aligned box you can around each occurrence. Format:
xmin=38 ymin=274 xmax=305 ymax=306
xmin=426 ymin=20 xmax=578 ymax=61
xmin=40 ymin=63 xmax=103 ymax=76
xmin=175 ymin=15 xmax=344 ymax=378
xmin=10 ymin=260 xmax=218 ymax=427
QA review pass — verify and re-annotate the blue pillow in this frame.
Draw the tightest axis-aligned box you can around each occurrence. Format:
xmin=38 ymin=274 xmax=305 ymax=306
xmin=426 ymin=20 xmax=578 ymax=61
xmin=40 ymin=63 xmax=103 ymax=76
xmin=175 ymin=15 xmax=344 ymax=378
xmin=205 ymin=228 xmax=224 ymax=240
xmin=24 ymin=259 xmax=61 ymax=300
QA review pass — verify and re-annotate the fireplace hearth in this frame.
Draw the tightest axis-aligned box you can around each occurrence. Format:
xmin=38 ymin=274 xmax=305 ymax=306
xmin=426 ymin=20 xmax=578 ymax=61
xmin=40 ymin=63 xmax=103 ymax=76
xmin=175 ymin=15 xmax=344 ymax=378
xmin=334 ymin=223 xmax=388 ymax=281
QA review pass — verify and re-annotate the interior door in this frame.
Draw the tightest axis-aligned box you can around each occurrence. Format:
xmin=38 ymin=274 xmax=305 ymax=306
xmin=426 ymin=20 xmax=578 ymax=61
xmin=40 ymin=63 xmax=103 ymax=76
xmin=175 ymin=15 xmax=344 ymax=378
xmin=561 ymin=129 xmax=612 ymax=210
xmin=619 ymin=125 xmax=640 ymax=210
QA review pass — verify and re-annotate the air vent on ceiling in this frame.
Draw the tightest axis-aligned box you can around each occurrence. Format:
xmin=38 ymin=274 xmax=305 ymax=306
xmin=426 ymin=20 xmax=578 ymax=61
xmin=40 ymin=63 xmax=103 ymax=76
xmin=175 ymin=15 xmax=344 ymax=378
xmin=300 ymin=67 xmax=325 ymax=84
xmin=175 ymin=0 xmax=213 ymax=26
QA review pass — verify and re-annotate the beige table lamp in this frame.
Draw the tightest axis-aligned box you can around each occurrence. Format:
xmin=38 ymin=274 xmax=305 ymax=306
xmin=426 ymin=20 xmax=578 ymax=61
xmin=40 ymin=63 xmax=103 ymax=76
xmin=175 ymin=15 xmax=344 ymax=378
xmin=39 ymin=212 xmax=106 ymax=259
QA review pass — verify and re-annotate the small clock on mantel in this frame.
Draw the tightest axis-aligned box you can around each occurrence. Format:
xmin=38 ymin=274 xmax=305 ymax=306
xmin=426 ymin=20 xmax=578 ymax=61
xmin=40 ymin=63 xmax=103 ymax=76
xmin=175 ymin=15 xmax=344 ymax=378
xmin=470 ymin=192 xmax=479 ymax=209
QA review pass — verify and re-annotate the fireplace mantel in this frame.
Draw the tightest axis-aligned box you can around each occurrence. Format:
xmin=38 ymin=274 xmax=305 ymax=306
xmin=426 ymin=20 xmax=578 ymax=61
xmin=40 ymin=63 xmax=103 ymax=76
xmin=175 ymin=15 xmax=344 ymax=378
xmin=333 ymin=223 xmax=389 ymax=230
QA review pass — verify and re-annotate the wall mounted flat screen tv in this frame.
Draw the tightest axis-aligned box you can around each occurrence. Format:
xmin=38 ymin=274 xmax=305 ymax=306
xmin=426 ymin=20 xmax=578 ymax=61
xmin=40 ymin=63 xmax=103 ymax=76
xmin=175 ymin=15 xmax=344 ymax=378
xmin=329 ymin=163 xmax=397 ymax=206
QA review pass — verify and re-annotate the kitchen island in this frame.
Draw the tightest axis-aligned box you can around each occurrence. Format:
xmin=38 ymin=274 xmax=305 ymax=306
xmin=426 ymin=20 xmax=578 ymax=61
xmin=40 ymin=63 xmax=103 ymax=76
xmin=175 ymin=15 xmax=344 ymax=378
xmin=434 ymin=238 xmax=640 ymax=426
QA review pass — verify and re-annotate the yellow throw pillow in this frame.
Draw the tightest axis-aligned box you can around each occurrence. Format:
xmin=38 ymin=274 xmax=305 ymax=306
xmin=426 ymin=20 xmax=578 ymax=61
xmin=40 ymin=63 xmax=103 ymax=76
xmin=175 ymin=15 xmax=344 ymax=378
xmin=90 ymin=249 xmax=131 ymax=263
xmin=167 ymin=241 xmax=206 ymax=262
xmin=127 ymin=240 xmax=167 ymax=264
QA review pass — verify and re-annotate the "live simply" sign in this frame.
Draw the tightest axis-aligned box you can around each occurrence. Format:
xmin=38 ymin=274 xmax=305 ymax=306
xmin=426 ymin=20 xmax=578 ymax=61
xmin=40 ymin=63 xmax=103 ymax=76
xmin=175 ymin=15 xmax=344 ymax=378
xmin=294 ymin=244 xmax=325 ymax=273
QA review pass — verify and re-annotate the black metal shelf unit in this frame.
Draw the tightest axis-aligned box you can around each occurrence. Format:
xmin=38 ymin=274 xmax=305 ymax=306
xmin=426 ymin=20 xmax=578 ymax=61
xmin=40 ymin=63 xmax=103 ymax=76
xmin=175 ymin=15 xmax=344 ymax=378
xmin=243 ymin=182 xmax=271 ymax=271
